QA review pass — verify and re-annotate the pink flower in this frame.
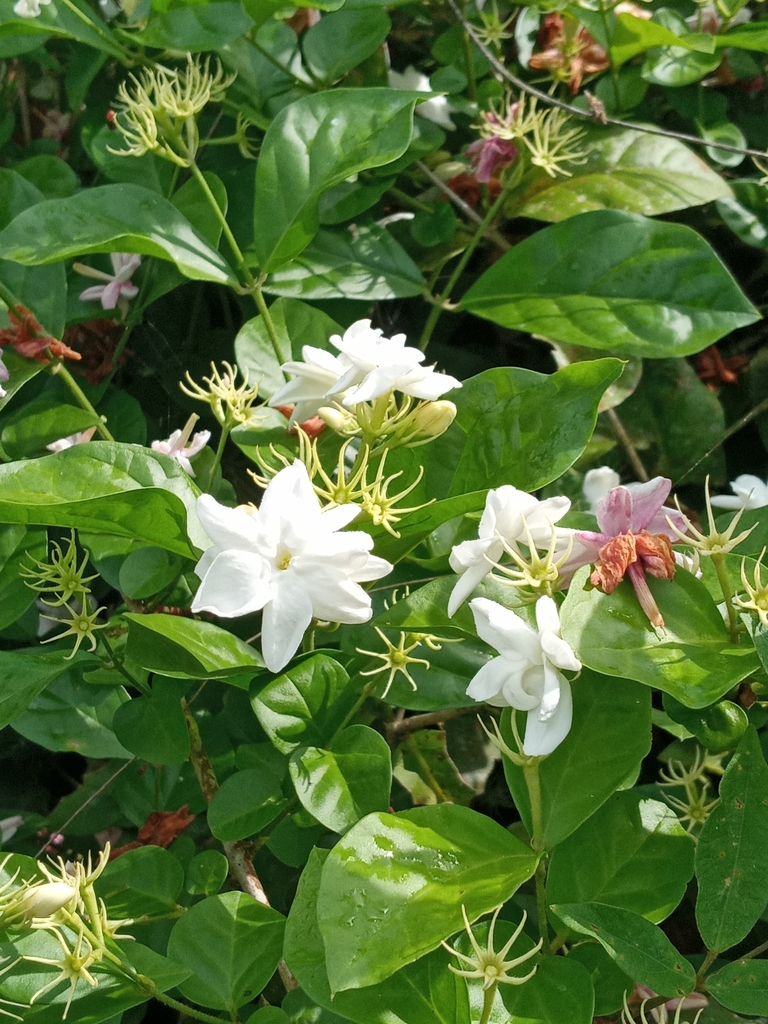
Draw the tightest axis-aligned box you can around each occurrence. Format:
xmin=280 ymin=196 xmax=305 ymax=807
xmin=635 ymin=984 xmax=708 ymax=1022
xmin=75 ymin=253 xmax=141 ymax=315
xmin=46 ymin=426 xmax=98 ymax=453
xmin=466 ymin=135 xmax=518 ymax=184
xmin=571 ymin=477 xmax=688 ymax=627
xmin=151 ymin=417 xmax=210 ymax=477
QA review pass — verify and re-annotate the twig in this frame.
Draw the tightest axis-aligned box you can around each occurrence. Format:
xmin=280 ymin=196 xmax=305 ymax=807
xmin=676 ymin=393 xmax=768 ymax=484
xmin=606 ymin=407 xmax=649 ymax=482
xmin=447 ymin=0 xmax=768 ymax=162
xmin=386 ymin=707 xmax=474 ymax=740
xmin=415 ymin=161 xmax=512 ymax=252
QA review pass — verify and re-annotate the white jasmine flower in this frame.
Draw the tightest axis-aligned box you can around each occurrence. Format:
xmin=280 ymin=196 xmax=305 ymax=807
xmin=14 ymin=0 xmax=51 ymax=17
xmin=0 ymin=815 xmax=22 ymax=844
xmin=75 ymin=253 xmax=141 ymax=314
xmin=448 ymin=486 xmax=572 ymax=617
xmin=269 ymin=346 xmax=352 ymax=425
xmin=710 ymin=474 xmax=768 ymax=511
xmin=191 ymin=461 xmax=392 ymax=672
xmin=388 ymin=66 xmax=457 ymax=131
xmin=151 ymin=421 xmax=210 ymax=478
xmin=46 ymin=427 xmax=98 ymax=453
xmin=468 ymin=596 xmax=580 ymax=756
xmin=583 ymin=466 xmax=620 ymax=513
xmin=327 ymin=319 xmax=461 ymax=407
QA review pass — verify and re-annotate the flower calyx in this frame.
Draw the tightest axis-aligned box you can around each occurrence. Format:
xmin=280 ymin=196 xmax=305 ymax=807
xmin=735 ymin=547 xmax=768 ymax=625
xmin=441 ymin=905 xmax=541 ymax=990
xmin=357 ymin=628 xmax=432 ymax=698
xmin=22 ymin=532 xmax=98 ymax=607
xmin=666 ymin=477 xmax=756 ymax=559
xmin=181 ymin=361 xmax=261 ymax=429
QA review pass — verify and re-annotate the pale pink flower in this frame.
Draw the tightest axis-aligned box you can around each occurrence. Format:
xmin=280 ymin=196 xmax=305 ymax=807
xmin=151 ymin=419 xmax=210 ymax=477
xmin=75 ymin=253 xmax=141 ymax=315
xmin=46 ymin=426 xmax=98 ymax=453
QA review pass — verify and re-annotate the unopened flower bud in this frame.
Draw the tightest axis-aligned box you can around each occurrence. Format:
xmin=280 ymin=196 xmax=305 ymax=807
xmin=22 ymin=881 xmax=75 ymax=919
xmin=402 ymin=400 xmax=457 ymax=447
xmin=318 ymin=405 xmax=358 ymax=434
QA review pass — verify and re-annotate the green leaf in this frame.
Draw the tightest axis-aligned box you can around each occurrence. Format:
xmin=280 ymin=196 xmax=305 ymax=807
xmin=284 ymin=849 xmax=471 ymax=1024
xmin=118 ymin=547 xmax=185 ymax=600
xmin=708 ymin=959 xmax=768 ymax=1016
xmin=567 ymin=943 xmax=633 ymax=1016
xmin=0 ymin=0 xmax=124 ymax=55
xmin=500 ymin=955 xmax=595 ymax=1024
xmin=560 ymin=567 xmax=761 ymax=709
xmin=515 ymin=128 xmax=730 ymax=222
xmin=235 ymin=298 xmax=341 ymax=400
xmin=417 ymin=360 xmax=623 ymax=501
xmin=253 ymin=89 xmax=420 ymax=272
xmin=610 ymin=11 xmax=715 ymax=63
xmin=0 ymin=443 xmax=202 ymax=558
xmin=1 ymin=399 xmax=100 ymax=460
xmin=125 ymin=614 xmax=263 ymax=682
xmin=112 ymin=677 xmax=190 ymax=764
xmin=0 ymin=168 xmax=66 ymax=337
xmin=13 ymin=155 xmax=78 ymax=200
xmin=641 ymin=9 xmax=721 ymax=85
xmin=11 ymin=674 xmax=131 ymax=758
xmin=662 ymin=694 xmax=748 ymax=753
xmin=0 ymin=648 xmax=94 ymax=732
xmin=503 ymin=669 xmax=651 ymax=849
xmin=289 ymin=725 xmax=392 ymax=833
xmin=0 ymin=350 xmax=43 ymax=414
xmin=717 ymin=180 xmax=768 ymax=249
xmin=264 ymin=224 xmax=424 ymax=300
xmin=317 ymin=804 xmax=539 ymax=991
xmin=132 ymin=3 xmax=253 ymax=50
xmin=0 ymin=183 xmax=238 ymax=285
xmin=303 ymin=9 xmax=391 ymax=82
xmin=85 ymin=124 xmax=173 ymax=195
xmin=171 ymin=170 xmax=229 ymax=249
xmin=208 ymin=764 xmax=289 ymax=842
xmin=695 ymin=726 xmax=768 ymax=952
xmin=186 ymin=850 xmax=229 ymax=896
xmin=547 ymin=792 xmax=694 ymax=922
xmin=461 ymin=210 xmax=759 ymax=358
xmin=250 ymin=653 xmax=355 ymax=754
xmin=168 ymin=891 xmax=286 ymax=1011
xmin=96 ymin=845 xmax=185 ymax=918
xmin=553 ymin=903 xmax=696 ymax=997
xmin=0 ymin=524 xmax=45 ymax=630
xmin=319 ymin=177 xmax=394 ymax=226
xmin=397 ymin=729 xmax=476 ymax=805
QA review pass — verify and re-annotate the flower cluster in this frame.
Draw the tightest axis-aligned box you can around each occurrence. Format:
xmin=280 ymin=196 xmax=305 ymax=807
xmin=474 ymin=93 xmax=587 ymax=178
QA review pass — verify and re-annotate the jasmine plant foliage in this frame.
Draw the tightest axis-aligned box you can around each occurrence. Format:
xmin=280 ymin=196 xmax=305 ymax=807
xmin=4 ymin=2 xmax=768 ymax=1024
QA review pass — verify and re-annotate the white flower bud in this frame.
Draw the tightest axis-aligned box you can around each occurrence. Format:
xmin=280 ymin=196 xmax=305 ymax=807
xmin=402 ymin=400 xmax=457 ymax=446
xmin=22 ymin=881 xmax=75 ymax=919
xmin=318 ymin=406 xmax=358 ymax=434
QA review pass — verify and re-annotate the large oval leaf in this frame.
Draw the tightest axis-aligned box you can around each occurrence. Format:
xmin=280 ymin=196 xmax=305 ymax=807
xmin=316 ymin=804 xmax=539 ymax=992
xmin=0 ymin=183 xmax=237 ymax=285
xmin=461 ymin=210 xmax=759 ymax=358
xmin=253 ymin=89 xmax=420 ymax=272
xmin=125 ymin=614 xmax=263 ymax=681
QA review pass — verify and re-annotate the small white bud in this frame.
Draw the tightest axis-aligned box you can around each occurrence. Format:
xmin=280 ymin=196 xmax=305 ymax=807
xmin=22 ymin=881 xmax=75 ymax=918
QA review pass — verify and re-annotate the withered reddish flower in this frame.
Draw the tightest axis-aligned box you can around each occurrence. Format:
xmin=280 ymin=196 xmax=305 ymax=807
xmin=0 ymin=305 xmax=81 ymax=364
xmin=445 ymin=172 xmax=502 ymax=211
xmin=466 ymin=135 xmax=518 ymax=184
xmin=573 ymin=477 xmax=687 ymax=627
xmin=109 ymin=806 xmax=195 ymax=860
xmin=528 ymin=13 xmax=609 ymax=95
xmin=64 ymin=318 xmax=126 ymax=385
xmin=694 ymin=344 xmax=748 ymax=391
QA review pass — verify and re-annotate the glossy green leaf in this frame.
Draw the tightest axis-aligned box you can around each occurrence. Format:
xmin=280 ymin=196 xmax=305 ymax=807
xmin=567 ymin=943 xmax=633 ymax=1016
xmin=96 ymin=846 xmax=185 ymax=918
xmin=700 ymin=120 xmax=747 ymax=169
xmin=186 ymin=850 xmax=229 ymax=897
xmin=553 ymin=903 xmax=696 ymax=997
xmin=168 ymin=891 xmax=285 ymax=1011
xmin=11 ymin=674 xmax=131 ymax=758
xmin=317 ymin=804 xmax=539 ymax=991
xmin=125 ymin=614 xmax=263 ymax=681
xmin=560 ymin=567 xmax=761 ymax=709
xmin=500 ymin=955 xmax=594 ymax=1024
xmin=0 ymin=443 xmax=202 ymax=557
xmin=0 ymin=0 xmax=124 ymax=54
xmin=319 ymin=177 xmax=394 ymax=226
xmin=234 ymin=298 xmax=341 ymax=400
xmin=547 ymin=792 xmax=694 ymax=922
xmin=696 ymin=726 xmax=768 ymax=952
xmin=118 ymin=547 xmax=185 ymax=600
xmin=1 ymin=399 xmax=100 ymax=460
xmin=415 ymin=360 xmax=623 ymax=501
xmin=0 ymin=168 xmax=66 ymax=337
xmin=641 ymin=10 xmax=721 ymax=85
xmin=516 ymin=128 xmax=730 ymax=222
xmin=0 ymin=648 xmax=94 ymax=732
xmin=289 ymin=725 xmax=392 ymax=833
xmin=13 ymin=154 xmax=78 ymax=200
xmin=208 ymin=764 xmax=289 ymax=842
xmin=112 ymin=677 xmax=190 ymax=764
xmin=503 ymin=669 xmax=651 ymax=849
xmin=717 ymin=181 xmax=768 ymax=249
xmin=250 ymin=653 xmax=354 ymax=754
xmin=708 ymin=959 xmax=768 ymax=1016
xmin=132 ymin=3 xmax=253 ymax=49
xmin=0 ymin=350 xmax=43 ymax=413
xmin=461 ymin=210 xmax=758 ymax=358
xmin=253 ymin=89 xmax=420 ymax=271
xmin=264 ymin=224 xmax=424 ymax=300
xmin=85 ymin=124 xmax=173 ymax=195
xmin=611 ymin=12 xmax=715 ymax=65
xmin=397 ymin=728 xmax=476 ymax=805
xmin=662 ymin=694 xmax=748 ymax=753
xmin=0 ymin=524 xmax=45 ymax=630
xmin=285 ymin=848 xmax=471 ymax=1024
xmin=0 ymin=183 xmax=238 ymax=285
xmin=714 ymin=22 xmax=768 ymax=50
xmin=303 ymin=9 xmax=391 ymax=81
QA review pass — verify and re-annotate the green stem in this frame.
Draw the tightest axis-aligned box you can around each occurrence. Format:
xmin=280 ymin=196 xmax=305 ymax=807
xmin=189 ymin=160 xmax=255 ymax=288
xmin=250 ymin=36 xmax=316 ymax=88
xmin=478 ymin=981 xmax=498 ymax=1024
xmin=418 ymin=183 xmax=511 ymax=351
xmin=460 ymin=15 xmax=478 ymax=101
xmin=98 ymin=632 xmax=150 ymax=695
xmin=695 ymin=947 xmax=719 ymax=987
xmin=145 ymin=986 xmax=235 ymax=1024
xmin=596 ymin=0 xmax=621 ymax=110
xmin=404 ymin=733 xmax=448 ymax=802
xmin=52 ymin=364 xmax=115 ymax=441
xmin=206 ymin=424 xmax=231 ymax=493
xmin=253 ymin=279 xmax=284 ymax=365
xmin=523 ymin=758 xmax=551 ymax=954
xmin=741 ymin=937 xmax=768 ymax=961
xmin=387 ymin=186 xmax=434 ymax=214
xmin=711 ymin=552 xmax=740 ymax=643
